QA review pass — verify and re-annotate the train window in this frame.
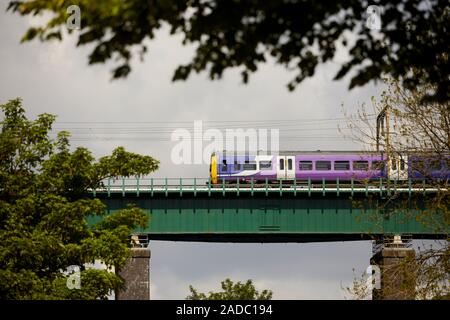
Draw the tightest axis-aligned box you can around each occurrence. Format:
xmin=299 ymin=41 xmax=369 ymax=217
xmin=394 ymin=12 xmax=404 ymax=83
xmin=371 ymin=161 xmax=385 ymax=170
xmin=221 ymin=160 xmax=227 ymax=172
xmin=411 ymin=160 xmax=424 ymax=172
xmin=334 ymin=161 xmax=350 ymax=170
xmin=353 ymin=161 xmax=369 ymax=171
xmin=400 ymin=158 xmax=406 ymax=170
xmin=234 ymin=161 xmax=241 ymax=171
xmin=243 ymin=161 xmax=257 ymax=170
xmin=316 ymin=161 xmax=331 ymax=171
xmin=287 ymin=159 xmax=293 ymax=170
xmin=279 ymin=158 xmax=284 ymax=170
xmin=299 ymin=161 xmax=313 ymax=170
xmin=391 ymin=158 xmax=397 ymax=170
xmin=260 ymin=161 xmax=272 ymax=170
xmin=428 ymin=159 xmax=441 ymax=171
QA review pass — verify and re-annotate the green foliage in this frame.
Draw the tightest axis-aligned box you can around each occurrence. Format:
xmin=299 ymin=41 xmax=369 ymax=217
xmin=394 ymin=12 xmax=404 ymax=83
xmin=0 ymin=98 xmax=160 ymax=299
xmin=7 ymin=1 xmax=450 ymax=102
xmin=186 ymin=278 xmax=273 ymax=300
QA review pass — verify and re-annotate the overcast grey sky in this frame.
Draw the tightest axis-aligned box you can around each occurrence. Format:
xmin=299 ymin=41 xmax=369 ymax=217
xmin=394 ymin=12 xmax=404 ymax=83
xmin=0 ymin=4 xmax=401 ymax=299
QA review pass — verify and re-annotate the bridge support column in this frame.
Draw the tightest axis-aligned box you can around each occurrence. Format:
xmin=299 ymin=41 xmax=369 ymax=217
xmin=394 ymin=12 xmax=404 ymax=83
xmin=116 ymin=247 xmax=151 ymax=300
xmin=370 ymin=236 xmax=416 ymax=300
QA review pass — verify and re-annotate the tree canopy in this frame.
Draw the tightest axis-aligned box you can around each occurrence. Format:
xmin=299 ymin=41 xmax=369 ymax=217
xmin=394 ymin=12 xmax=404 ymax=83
xmin=186 ymin=278 xmax=273 ymax=300
xmin=7 ymin=1 xmax=449 ymax=103
xmin=0 ymin=98 xmax=159 ymax=299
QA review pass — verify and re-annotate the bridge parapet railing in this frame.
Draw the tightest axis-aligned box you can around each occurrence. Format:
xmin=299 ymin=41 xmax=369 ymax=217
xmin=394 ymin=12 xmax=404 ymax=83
xmin=89 ymin=177 xmax=446 ymax=197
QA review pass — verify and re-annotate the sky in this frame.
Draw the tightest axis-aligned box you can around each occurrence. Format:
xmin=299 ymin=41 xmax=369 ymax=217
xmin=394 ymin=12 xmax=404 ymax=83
xmin=0 ymin=4 xmax=416 ymax=299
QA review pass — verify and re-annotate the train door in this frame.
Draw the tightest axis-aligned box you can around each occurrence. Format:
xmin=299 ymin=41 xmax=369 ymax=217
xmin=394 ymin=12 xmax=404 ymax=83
xmin=286 ymin=156 xmax=295 ymax=180
xmin=276 ymin=156 xmax=295 ymax=180
xmin=389 ymin=155 xmax=408 ymax=181
xmin=276 ymin=156 xmax=285 ymax=180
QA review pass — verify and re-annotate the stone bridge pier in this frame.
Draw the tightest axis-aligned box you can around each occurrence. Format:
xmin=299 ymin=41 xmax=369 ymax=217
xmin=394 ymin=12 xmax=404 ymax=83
xmin=116 ymin=236 xmax=151 ymax=300
xmin=371 ymin=235 xmax=416 ymax=300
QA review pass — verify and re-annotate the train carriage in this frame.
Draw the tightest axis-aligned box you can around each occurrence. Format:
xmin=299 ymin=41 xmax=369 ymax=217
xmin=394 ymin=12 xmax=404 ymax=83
xmin=210 ymin=151 xmax=449 ymax=184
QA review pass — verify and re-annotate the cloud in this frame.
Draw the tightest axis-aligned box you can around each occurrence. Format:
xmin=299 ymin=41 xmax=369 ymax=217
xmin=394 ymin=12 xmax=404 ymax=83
xmin=148 ymin=241 xmax=373 ymax=299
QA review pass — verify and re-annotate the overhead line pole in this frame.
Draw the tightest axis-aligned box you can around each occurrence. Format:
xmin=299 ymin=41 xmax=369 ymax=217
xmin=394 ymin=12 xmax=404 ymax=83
xmin=376 ymin=105 xmax=391 ymax=188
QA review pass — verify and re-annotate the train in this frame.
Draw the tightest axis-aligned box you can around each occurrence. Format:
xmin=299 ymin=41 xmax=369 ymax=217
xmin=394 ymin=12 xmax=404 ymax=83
xmin=209 ymin=151 xmax=450 ymax=184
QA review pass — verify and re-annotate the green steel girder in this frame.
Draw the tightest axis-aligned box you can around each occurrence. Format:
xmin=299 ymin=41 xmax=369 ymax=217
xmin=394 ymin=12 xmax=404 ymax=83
xmin=90 ymin=190 xmax=448 ymax=243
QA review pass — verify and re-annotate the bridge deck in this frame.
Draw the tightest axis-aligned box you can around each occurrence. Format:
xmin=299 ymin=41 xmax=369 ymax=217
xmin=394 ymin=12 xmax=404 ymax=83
xmin=89 ymin=178 xmax=448 ymax=242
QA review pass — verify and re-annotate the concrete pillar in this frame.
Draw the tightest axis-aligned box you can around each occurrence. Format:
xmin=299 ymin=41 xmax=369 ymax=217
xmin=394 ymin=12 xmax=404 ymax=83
xmin=370 ymin=247 xmax=416 ymax=300
xmin=116 ymin=248 xmax=151 ymax=300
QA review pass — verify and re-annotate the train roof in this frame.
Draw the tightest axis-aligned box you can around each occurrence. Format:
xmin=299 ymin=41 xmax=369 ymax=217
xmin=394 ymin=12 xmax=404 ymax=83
xmin=215 ymin=150 xmax=383 ymax=156
xmin=215 ymin=150 xmax=449 ymax=156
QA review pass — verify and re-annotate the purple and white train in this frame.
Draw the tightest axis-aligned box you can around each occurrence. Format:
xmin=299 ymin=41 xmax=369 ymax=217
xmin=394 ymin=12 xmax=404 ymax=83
xmin=209 ymin=151 xmax=450 ymax=184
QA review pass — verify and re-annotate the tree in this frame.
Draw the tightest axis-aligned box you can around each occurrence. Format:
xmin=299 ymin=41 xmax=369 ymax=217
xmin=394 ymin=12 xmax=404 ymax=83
xmin=341 ymin=77 xmax=449 ymax=299
xmin=186 ymin=278 xmax=273 ymax=300
xmin=7 ymin=1 xmax=449 ymax=103
xmin=0 ymin=98 xmax=159 ymax=299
